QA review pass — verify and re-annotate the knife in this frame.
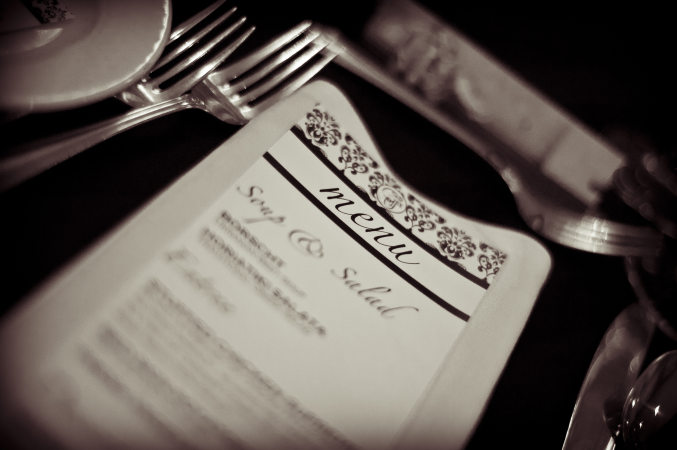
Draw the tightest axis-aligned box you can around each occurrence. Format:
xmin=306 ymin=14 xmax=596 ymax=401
xmin=561 ymin=302 xmax=655 ymax=449
xmin=317 ymin=0 xmax=664 ymax=256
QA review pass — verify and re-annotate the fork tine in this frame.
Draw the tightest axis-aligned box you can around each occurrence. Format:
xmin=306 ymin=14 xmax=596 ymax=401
xmin=168 ymin=0 xmax=227 ymax=42
xmin=227 ymin=28 xmax=321 ymax=93
xmin=246 ymin=50 xmax=336 ymax=116
xmin=246 ymin=53 xmax=336 ymax=115
xmin=166 ymin=23 xmax=255 ymax=96
xmin=236 ymin=34 xmax=330 ymax=104
xmin=208 ymin=22 xmax=338 ymax=118
xmin=154 ymin=4 xmax=236 ymax=70
xmin=152 ymin=12 xmax=249 ymax=85
xmin=212 ymin=21 xmax=312 ymax=84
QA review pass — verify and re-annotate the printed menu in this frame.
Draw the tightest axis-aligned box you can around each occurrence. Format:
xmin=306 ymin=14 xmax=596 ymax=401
xmin=0 ymin=81 xmax=551 ymax=449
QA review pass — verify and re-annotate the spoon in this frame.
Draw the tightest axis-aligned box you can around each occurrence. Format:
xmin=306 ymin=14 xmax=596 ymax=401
xmin=621 ymin=350 xmax=677 ymax=449
xmin=562 ymin=303 xmax=655 ymax=450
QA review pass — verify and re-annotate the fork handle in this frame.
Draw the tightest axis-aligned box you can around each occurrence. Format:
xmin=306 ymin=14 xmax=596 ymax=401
xmin=0 ymin=95 xmax=198 ymax=192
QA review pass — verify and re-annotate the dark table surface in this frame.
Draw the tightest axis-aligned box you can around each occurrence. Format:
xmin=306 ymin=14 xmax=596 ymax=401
xmin=1 ymin=1 xmax=675 ymax=448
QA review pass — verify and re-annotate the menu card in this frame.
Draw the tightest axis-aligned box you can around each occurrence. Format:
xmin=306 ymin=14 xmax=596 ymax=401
xmin=0 ymin=81 xmax=550 ymax=449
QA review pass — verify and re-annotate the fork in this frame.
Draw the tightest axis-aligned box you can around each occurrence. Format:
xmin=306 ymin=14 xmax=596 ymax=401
xmin=0 ymin=22 xmax=335 ymax=192
xmin=0 ymin=0 xmax=254 ymax=192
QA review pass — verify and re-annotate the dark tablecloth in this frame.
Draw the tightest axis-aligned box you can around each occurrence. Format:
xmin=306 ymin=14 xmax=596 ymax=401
xmin=1 ymin=1 xmax=675 ymax=448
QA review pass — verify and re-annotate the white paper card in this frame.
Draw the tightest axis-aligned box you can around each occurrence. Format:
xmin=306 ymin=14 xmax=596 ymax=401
xmin=0 ymin=81 xmax=550 ymax=450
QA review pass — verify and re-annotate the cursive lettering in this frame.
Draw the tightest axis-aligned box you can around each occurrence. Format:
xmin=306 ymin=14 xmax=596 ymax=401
xmin=288 ymin=229 xmax=324 ymax=258
xmin=237 ymin=185 xmax=286 ymax=225
xmin=320 ymin=188 xmax=418 ymax=265
xmin=165 ymin=248 xmax=232 ymax=313
xmin=331 ymin=267 xmax=419 ymax=318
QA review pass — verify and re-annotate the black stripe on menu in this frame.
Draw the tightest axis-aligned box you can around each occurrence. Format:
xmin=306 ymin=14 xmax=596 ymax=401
xmin=262 ymin=152 xmax=471 ymax=322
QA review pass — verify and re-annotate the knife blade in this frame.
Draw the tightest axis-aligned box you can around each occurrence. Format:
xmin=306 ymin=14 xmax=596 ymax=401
xmin=561 ymin=302 xmax=655 ymax=449
xmin=317 ymin=4 xmax=663 ymax=256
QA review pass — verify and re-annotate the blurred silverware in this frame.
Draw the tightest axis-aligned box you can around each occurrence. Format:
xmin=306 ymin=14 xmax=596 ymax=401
xmin=626 ymin=249 xmax=677 ymax=342
xmin=614 ymin=149 xmax=677 ymax=240
xmin=314 ymin=1 xmax=664 ymax=256
xmin=0 ymin=21 xmax=337 ymax=193
xmin=621 ymin=350 xmax=677 ymax=449
xmin=561 ymin=303 xmax=655 ymax=450
xmin=325 ymin=31 xmax=663 ymax=256
xmin=0 ymin=0 xmax=254 ymax=192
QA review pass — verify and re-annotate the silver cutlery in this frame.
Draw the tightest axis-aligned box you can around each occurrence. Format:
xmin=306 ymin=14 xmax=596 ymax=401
xmin=621 ymin=349 xmax=677 ymax=448
xmin=317 ymin=27 xmax=664 ymax=257
xmin=614 ymin=149 xmax=677 ymax=240
xmin=311 ymin=1 xmax=664 ymax=257
xmin=191 ymin=22 xmax=336 ymax=124
xmin=121 ymin=0 xmax=251 ymax=105
xmin=561 ymin=302 xmax=655 ymax=449
xmin=0 ymin=0 xmax=254 ymax=192
xmin=0 ymin=21 xmax=336 ymax=192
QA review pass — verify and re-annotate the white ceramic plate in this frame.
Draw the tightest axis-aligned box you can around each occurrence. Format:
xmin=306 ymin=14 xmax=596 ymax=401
xmin=0 ymin=0 xmax=171 ymax=113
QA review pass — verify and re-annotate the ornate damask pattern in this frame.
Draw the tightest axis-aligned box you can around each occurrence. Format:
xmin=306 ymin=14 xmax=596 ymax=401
xmin=405 ymin=195 xmax=445 ymax=233
xmin=339 ymin=134 xmax=378 ymax=175
xmin=305 ymin=108 xmax=341 ymax=146
xmin=437 ymin=226 xmax=476 ymax=260
xmin=297 ymin=106 xmax=506 ymax=285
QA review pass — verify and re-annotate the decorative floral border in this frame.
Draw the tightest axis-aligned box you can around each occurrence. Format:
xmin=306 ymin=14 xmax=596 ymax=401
xmin=296 ymin=106 xmax=506 ymax=285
